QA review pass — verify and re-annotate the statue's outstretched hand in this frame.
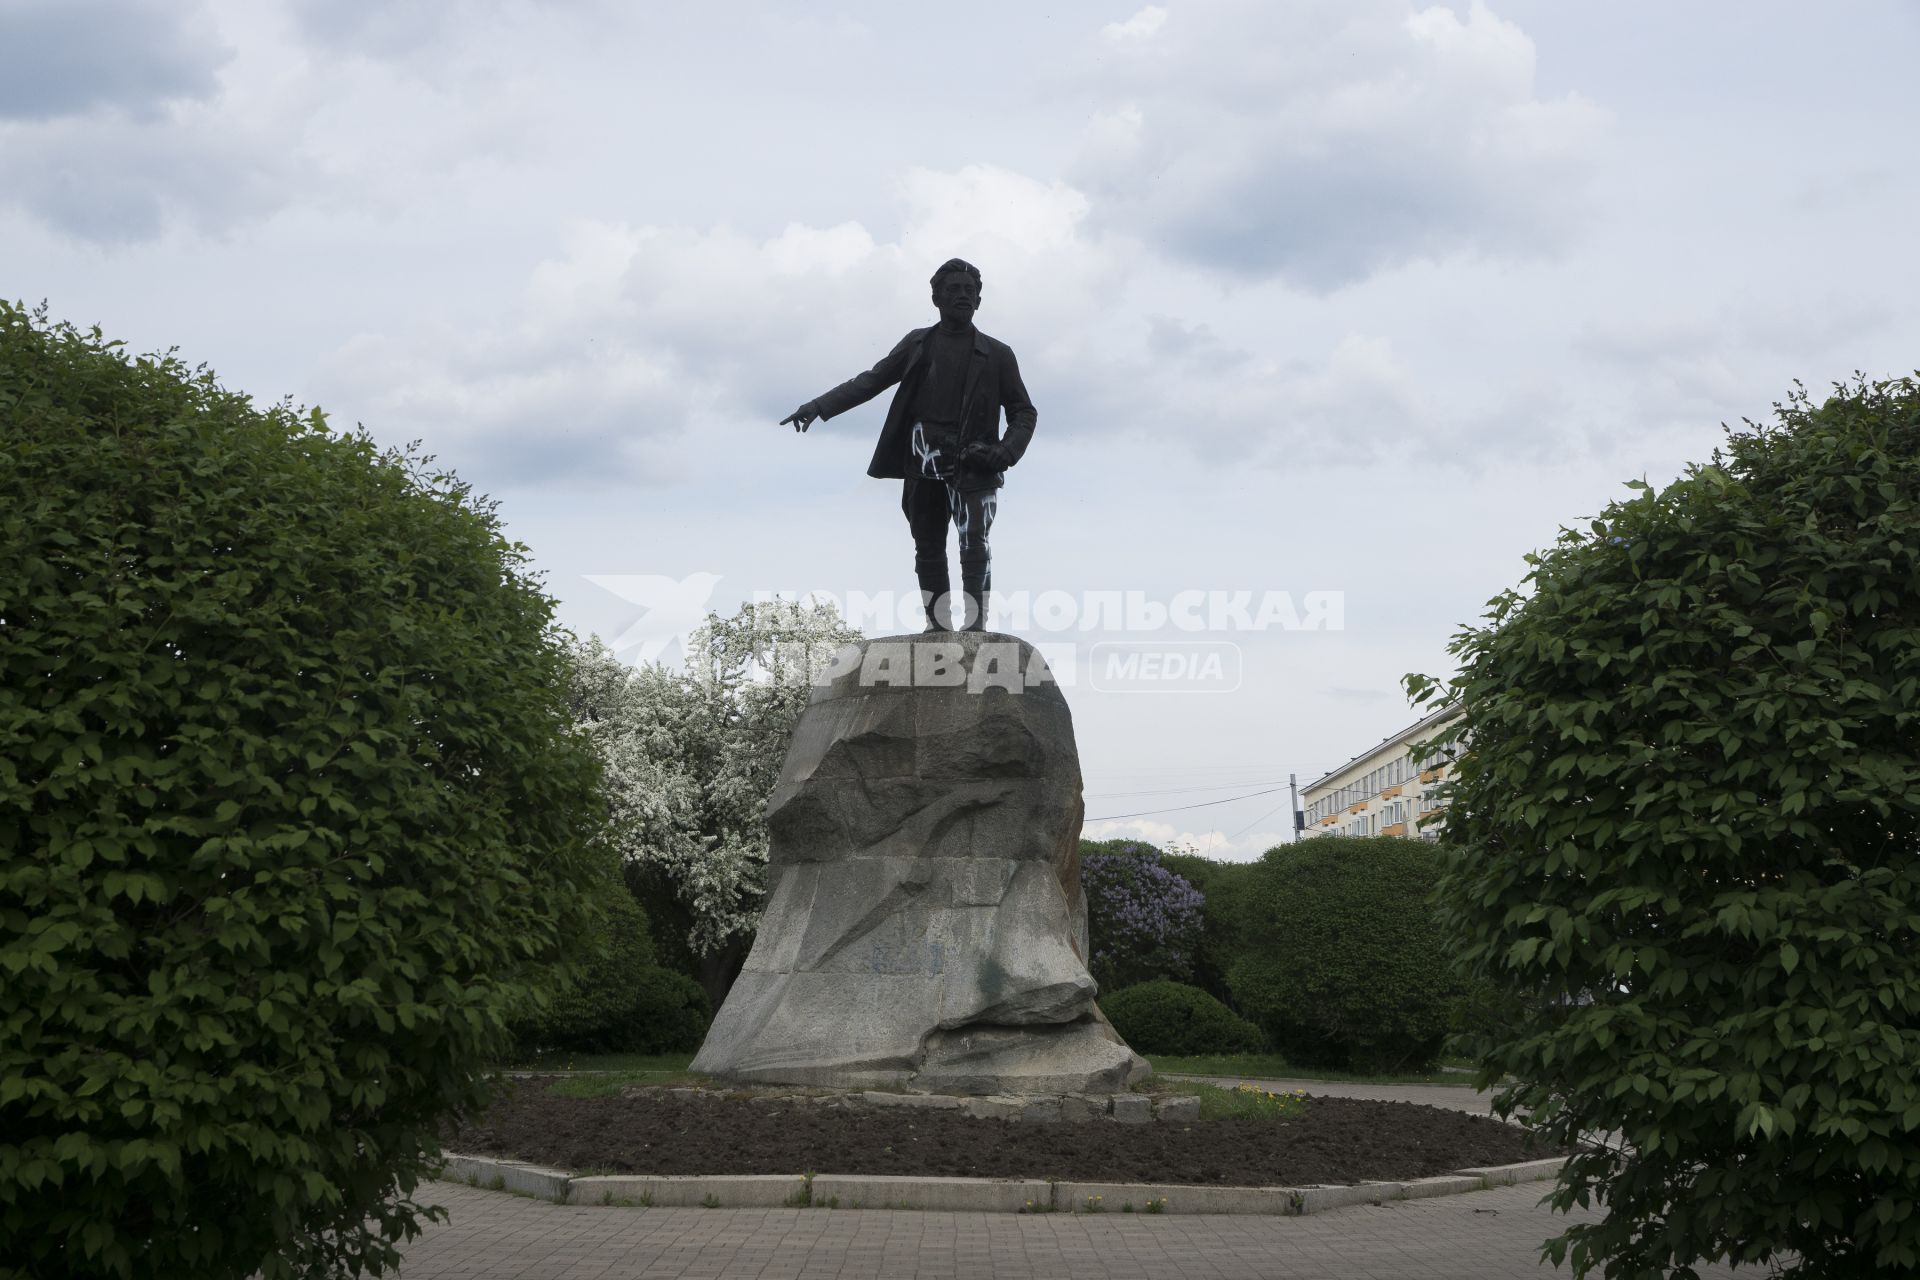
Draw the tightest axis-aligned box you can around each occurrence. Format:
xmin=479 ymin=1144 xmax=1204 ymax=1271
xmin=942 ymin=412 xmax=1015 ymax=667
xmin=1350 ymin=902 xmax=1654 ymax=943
xmin=780 ymin=403 xmax=820 ymax=433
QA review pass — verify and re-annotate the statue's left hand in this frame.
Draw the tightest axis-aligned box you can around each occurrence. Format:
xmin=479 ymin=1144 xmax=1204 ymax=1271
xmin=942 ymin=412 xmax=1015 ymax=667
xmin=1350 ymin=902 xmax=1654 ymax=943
xmin=965 ymin=440 xmax=1014 ymax=470
xmin=780 ymin=403 xmax=820 ymax=432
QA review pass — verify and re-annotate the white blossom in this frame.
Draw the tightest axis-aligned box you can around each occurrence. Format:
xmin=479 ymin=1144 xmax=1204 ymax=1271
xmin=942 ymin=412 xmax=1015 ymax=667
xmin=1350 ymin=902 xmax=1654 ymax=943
xmin=563 ymin=600 xmax=862 ymax=956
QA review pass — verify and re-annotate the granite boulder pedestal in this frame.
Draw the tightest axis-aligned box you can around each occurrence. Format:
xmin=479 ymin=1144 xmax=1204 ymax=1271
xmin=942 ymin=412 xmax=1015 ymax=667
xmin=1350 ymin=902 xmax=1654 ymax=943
xmin=692 ymin=632 xmax=1149 ymax=1095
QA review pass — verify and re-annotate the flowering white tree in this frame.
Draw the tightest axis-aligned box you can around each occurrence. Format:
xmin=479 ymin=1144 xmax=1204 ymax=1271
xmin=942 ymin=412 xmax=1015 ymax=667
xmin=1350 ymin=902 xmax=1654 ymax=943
xmin=564 ymin=599 xmax=862 ymax=999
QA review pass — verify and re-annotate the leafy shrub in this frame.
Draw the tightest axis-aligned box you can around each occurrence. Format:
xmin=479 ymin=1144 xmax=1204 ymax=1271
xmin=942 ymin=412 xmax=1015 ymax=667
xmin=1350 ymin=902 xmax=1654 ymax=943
xmin=513 ymin=889 xmax=664 ymax=1055
xmin=621 ymin=967 xmax=713 ymax=1055
xmin=1160 ymin=850 xmax=1258 ymax=1006
xmin=509 ymin=884 xmax=711 ymax=1058
xmin=0 ymin=304 xmax=609 ymax=1280
xmin=1413 ymin=377 xmax=1920 ymax=1278
xmin=1224 ymin=837 xmax=1459 ymax=1072
xmin=1100 ymin=980 xmax=1266 ymax=1056
xmin=1079 ymin=840 xmax=1205 ymax=992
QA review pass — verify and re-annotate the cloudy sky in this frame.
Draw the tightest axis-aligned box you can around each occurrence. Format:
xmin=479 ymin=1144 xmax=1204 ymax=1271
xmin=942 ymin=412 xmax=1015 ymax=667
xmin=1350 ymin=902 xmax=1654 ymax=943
xmin=7 ymin=0 xmax=1915 ymax=859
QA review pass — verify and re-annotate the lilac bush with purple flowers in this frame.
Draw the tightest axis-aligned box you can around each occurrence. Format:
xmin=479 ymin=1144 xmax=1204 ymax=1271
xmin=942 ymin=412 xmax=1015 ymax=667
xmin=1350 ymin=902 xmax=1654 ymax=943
xmin=1080 ymin=840 xmax=1206 ymax=993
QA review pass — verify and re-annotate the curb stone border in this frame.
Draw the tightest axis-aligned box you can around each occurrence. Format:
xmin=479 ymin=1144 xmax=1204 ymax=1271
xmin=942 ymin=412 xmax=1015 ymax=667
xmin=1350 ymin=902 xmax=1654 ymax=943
xmin=505 ymin=1078 xmax=1205 ymax=1124
xmin=434 ymin=1154 xmax=1566 ymax=1216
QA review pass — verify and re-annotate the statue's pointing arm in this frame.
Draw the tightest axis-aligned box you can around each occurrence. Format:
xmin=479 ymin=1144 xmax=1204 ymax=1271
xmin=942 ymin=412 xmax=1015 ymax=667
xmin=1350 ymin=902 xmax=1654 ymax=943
xmin=780 ymin=333 xmax=916 ymax=433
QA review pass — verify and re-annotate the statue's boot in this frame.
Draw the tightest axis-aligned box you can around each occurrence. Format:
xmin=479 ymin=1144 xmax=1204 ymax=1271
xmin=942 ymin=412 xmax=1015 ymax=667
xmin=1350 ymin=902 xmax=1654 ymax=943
xmin=959 ymin=558 xmax=990 ymax=633
xmin=917 ymin=559 xmax=952 ymax=633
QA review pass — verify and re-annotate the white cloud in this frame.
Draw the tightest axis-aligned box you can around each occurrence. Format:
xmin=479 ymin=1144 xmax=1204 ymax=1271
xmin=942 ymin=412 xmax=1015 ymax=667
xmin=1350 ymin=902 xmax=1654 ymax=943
xmin=1071 ymin=0 xmax=1606 ymax=289
xmin=1102 ymin=6 xmax=1168 ymax=42
xmin=1081 ymin=816 xmax=1292 ymax=863
xmin=312 ymin=164 xmax=1139 ymax=488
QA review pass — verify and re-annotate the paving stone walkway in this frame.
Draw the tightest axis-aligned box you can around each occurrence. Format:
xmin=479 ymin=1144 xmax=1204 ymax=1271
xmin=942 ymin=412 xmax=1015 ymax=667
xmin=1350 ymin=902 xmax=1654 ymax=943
xmin=395 ymin=1180 xmax=1742 ymax=1279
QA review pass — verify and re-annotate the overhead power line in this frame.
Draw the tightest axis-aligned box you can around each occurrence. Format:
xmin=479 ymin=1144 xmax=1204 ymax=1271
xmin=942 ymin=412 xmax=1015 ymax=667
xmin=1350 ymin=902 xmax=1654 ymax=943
xmin=1084 ymin=783 xmax=1292 ymax=823
xmin=1083 ymin=779 xmax=1288 ymax=800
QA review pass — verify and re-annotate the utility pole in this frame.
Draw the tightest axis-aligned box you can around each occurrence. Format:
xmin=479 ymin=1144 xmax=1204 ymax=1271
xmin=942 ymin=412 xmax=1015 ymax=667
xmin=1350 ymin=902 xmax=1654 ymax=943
xmin=1289 ymin=772 xmax=1303 ymax=841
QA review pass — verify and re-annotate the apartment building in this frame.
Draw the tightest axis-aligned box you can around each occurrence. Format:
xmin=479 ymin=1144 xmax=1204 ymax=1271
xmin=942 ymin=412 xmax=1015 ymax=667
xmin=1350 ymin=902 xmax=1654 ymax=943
xmin=1300 ymin=703 xmax=1462 ymax=840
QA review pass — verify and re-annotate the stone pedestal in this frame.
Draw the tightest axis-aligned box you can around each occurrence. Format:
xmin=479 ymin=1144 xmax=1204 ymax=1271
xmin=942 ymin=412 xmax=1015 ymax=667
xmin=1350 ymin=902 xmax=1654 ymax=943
xmin=692 ymin=632 xmax=1149 ymax=1094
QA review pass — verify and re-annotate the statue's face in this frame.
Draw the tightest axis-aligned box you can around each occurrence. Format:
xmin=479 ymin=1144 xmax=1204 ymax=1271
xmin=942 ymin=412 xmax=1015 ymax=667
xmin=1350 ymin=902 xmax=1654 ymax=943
xmin=932 ymin=272 xmax=980 ymax=326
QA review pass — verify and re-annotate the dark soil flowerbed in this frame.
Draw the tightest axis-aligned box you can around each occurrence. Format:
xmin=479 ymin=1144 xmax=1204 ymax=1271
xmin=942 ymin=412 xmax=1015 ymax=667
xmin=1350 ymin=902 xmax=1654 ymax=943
xmin=449 ymin=1084 xmax=1542 ymax=1186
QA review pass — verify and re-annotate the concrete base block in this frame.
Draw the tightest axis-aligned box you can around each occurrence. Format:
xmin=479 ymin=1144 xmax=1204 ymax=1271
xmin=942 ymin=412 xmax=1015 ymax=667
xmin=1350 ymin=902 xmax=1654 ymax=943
xmin=1153 ymin=1095 xmax=1201 ymax=1123
xmin=963 ymin=1095 xmax=1025 ymax=1120
xmin=1058 ymin=1094 xmax=1103 ymax=1122
xmin=1110 ymin=1095 xmax=1152 ymax=1124
xmin=860 ymin=1090 xmax=963 ymax=1110
xmin=1402 ymin=1175 xmax=1486 ymax=1200
xmin=439 ymin=1155 xmax=571 ymax=1203
xmin=565 ymin=1174 xmax=807 ymax=1208
xmin=810 ymin=1175 xmax=1051 ymax=1213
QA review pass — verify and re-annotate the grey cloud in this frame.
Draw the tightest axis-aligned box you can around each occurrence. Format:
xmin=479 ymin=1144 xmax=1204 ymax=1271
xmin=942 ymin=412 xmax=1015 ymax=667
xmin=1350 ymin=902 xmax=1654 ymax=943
xmin=0 ymin=117 xmax=287 ymax=243
xmin=1565 ymin=295 xmax=1903 ymax=445
xmin=1574 ymin=296 xmax=1895 ymax=367
xmin=284 ymin=0 xmax=516 ymax=59
xmin=437 ymin=413 xmax=697 ymax=491
xmin=1145 ymin=315 xmax=1250 ymax=373
xmin=0 ymin=0 xmax=227 ymax=121
xmin=1139 ymin=138 xmax=1580 ymax=291
xmin=310 ymin=327 xmax=703 ymax=492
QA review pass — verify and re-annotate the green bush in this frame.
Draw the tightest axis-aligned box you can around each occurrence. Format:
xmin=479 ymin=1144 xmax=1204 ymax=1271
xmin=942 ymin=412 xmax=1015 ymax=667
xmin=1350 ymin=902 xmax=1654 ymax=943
xmin=1224 ymin=837 xmax=1459 ymax=1072
xmin=510 ymin=888 xmax=713 ymax=1056
xmin=1162 ymin=852 xmax=1258 ymax=1007
xmin=0 ymin=304 xmax=609 ymax=1280
xmin=621 ymin=967 xmax=713 ymax=1055
xmin=1078 ymin=839 xmax=1255 ymax=1010
xmin=1415 ymin=377 xmax=1920 ymax=1278
xmin=511 ymin=888 xmax=653 ymax=1053
xmin=1100 ymin=980 xmax=1266 ymax=1056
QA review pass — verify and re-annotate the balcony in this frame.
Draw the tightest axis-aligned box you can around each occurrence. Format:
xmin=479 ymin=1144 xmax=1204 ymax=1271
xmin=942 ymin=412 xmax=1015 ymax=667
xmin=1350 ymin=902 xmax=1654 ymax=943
xmin=1381 ymin=785 xmax=1403 ymax=799
xmin=1347 ymin=802 xmax=1367 ymax=815
xmin=1382 ymin=822 xmax=1407 ymax=837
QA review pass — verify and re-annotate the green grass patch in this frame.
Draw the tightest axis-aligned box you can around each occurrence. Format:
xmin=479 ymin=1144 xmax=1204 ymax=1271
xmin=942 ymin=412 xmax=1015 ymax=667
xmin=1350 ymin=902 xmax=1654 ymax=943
xmin=506 ymin=1052 xmax=698 ymax=1073
xmin=1146 ymin=1053 xmax=1476 ymax=1086
xmin=1155 ymin=1080 xmax=1308 ymax=1121
xmin=535 ymin=1069 xmax=709 ymax=1098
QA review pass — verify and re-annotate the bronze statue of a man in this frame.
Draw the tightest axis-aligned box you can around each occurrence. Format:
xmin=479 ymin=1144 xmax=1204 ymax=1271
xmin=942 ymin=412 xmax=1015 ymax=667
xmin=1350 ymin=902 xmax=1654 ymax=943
xmin=780 ymin=258 xmax=1037 ymax=632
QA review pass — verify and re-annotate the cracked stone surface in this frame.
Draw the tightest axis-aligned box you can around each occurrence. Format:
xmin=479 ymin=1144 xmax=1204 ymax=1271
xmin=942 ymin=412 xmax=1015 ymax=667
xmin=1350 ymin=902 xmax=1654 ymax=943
xmin=692 ymin=632 xmax=1149 ymax=1095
